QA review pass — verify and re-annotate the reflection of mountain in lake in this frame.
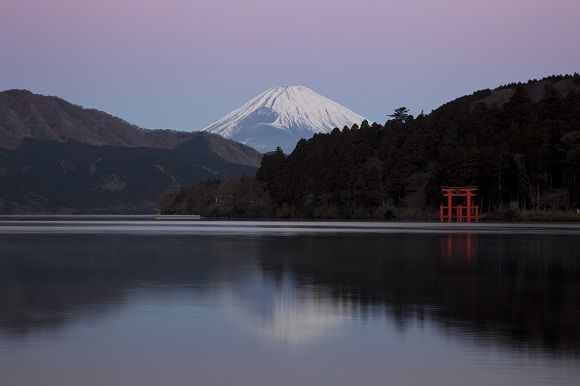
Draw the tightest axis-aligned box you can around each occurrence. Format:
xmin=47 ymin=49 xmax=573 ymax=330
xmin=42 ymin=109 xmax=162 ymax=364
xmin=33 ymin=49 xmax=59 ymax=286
xmin=218 ymin=271 xmax=351 ymax=347
xmin=0 ymin=231 xmax=578 ymax=355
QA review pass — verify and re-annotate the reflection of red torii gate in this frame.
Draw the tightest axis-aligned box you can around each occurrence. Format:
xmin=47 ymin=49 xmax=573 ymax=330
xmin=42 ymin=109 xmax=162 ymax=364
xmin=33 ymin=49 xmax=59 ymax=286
xmin=440 ymin=186 xmax=479 ymax=223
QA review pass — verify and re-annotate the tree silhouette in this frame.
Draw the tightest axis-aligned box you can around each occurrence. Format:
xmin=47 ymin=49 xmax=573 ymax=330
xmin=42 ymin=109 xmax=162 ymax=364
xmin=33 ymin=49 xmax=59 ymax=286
xmin=388 ymin=107 xmax=412 ymax=124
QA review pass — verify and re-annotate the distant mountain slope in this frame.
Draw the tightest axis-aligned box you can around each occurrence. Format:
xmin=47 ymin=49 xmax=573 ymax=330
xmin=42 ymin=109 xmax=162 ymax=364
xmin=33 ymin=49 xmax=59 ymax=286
xmin=0 ymin=89 xmax=262 ymax=166
xmin=202 ymin=86 xmax=366 ymax=153
xmin=199 ymin=131 xmax=262 ymax=167
xmin=0 ymin=136 xmax=257 ymax=213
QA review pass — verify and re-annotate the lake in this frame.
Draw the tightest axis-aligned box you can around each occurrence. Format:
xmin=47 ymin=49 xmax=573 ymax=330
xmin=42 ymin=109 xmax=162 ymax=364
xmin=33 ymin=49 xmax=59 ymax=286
xmin=0 ymin=219 xmax=579 ymax=386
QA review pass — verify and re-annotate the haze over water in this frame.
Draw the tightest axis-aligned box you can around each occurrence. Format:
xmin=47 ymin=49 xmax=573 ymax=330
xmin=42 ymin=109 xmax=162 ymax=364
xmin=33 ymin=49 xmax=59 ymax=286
xmin=0 ymin=219 xmax=579 ymax=386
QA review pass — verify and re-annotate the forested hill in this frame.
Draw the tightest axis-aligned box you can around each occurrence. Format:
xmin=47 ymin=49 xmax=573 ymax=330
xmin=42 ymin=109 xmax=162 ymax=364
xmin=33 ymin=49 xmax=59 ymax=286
xmin=0 ymin=137 xmax=257 ymax=213
xmin=163 ymin=74 xmax=580 ymax=219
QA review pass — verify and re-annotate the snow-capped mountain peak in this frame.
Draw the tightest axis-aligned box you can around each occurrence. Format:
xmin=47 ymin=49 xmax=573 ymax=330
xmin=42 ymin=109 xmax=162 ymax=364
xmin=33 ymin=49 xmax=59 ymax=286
xmin=201 ymin=86 xmax=366 ymax=153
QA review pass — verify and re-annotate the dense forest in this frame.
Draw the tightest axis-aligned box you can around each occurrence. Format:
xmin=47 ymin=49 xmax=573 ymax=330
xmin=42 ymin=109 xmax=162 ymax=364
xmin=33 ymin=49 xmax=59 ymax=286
xmin=162 ymin=74 xmax=580 ymax=219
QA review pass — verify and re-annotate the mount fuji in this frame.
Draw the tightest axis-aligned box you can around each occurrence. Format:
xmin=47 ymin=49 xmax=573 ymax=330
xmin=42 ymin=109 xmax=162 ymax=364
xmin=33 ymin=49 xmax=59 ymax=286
xmin=201 ymin=86 xmax=366 ymax=153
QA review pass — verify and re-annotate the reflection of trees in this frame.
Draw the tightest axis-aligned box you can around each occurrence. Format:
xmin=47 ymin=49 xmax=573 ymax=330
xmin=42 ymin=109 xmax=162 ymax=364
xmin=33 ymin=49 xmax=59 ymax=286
xmin=0 ymin=232 xmax=578 ymax=355
xmin=255 ymin=234 xmax=580 ymax=354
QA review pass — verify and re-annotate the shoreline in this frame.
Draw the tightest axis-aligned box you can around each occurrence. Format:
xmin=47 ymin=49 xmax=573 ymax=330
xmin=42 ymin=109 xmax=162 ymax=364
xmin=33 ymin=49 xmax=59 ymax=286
xmin=1 ymin=212 xmax=579 ymax=223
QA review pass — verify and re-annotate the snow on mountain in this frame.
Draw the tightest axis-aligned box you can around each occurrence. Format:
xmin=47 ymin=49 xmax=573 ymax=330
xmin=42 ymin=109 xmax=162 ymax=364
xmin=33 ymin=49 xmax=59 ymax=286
xmin=201 ymin=86 xmax=366 ymax=153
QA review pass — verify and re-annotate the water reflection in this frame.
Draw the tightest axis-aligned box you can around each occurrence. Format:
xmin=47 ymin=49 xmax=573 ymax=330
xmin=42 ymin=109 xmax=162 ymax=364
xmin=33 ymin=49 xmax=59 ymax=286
xmin=442 ymin=233 xmax=476 ymax=262
xmin=220 ymin=272 xmax=351 ymax=347
xmin=0 ymin=230 xmax=579 ymax=357
xmin=253 ymin=233 xmax=580 ymax=353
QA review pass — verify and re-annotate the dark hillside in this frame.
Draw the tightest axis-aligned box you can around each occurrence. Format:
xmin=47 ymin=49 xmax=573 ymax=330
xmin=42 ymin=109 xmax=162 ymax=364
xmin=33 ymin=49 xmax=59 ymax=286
xmin=164 ymin=74 xmax=580 ymax=219
xmin=0 ymin=137 xmax=256 ymax=213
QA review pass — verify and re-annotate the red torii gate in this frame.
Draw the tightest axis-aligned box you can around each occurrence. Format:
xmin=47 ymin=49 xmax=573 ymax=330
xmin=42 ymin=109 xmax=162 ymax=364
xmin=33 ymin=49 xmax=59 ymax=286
xmin=440 ymin=186 xmax=479 ymax=223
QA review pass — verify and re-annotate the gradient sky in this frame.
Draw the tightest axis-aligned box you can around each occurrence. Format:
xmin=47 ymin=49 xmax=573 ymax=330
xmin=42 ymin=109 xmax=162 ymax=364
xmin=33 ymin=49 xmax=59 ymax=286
xmin=1 ymin=0 xmax=579 ymax=130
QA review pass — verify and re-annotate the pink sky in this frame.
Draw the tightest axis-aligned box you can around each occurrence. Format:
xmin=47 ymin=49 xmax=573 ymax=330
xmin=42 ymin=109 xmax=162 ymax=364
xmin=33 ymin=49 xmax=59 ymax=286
xmin=1 ymin=0 xmax=579 ymax=129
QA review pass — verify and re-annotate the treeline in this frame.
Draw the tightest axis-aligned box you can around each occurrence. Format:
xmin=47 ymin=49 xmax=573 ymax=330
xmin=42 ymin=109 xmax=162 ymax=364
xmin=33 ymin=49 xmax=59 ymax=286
xmin=162 ymin=74 xmax=580 ymax=219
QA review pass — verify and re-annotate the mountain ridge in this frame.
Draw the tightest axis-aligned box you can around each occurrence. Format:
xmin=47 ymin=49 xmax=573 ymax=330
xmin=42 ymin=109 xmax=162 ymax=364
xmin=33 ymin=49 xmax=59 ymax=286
xmin=0 ymin=89 xmax=262 ymax=167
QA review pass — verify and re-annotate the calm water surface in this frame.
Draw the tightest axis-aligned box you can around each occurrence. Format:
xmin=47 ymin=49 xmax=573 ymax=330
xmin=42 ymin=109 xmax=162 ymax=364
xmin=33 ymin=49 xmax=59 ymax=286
xmin=0 ymin=219 xmax=579 ymax=386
